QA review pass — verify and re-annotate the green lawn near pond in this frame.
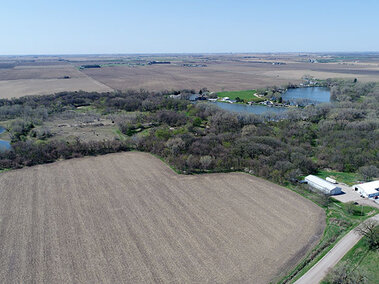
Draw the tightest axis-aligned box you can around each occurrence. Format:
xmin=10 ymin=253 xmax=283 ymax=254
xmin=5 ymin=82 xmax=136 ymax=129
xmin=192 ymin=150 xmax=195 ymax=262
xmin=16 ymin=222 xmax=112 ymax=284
xmin=217 ymin=90 xmax=263 ymax=102
xmin=316 ymin=170 xmax=360 ymax=186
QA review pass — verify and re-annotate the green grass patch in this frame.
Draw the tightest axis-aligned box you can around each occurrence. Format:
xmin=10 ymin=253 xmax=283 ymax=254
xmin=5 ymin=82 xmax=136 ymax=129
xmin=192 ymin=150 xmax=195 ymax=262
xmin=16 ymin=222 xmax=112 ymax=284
xmin=113 ymin=128 xmax=128 ymax=141
xmin=217 ymin=90 xmax=263 ymax=103
xmin=321 ymin=238 xmax=379 ymax=284
xmin=137 ymin=128 xmax=150 ymax=137
xmin=342 ymin=238 xmax=378 ymax=277
xmin=75 ymin=105 xmax=105 ymax=114
xmin=316 ymin=170 xmax=360 ymax=186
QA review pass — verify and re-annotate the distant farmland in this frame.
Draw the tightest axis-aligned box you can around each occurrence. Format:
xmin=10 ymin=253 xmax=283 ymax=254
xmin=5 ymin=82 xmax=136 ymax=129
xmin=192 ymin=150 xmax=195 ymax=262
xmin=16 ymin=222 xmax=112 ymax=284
xmin=1 ymin=53 xmax=379 ymax=97
xmin=82 ymin=55 xmax=379 ymax=92
xmin=0 ymin=64 xmax=113 ymax=98
xmin=0 ymin=152 xmax=325 ymax=283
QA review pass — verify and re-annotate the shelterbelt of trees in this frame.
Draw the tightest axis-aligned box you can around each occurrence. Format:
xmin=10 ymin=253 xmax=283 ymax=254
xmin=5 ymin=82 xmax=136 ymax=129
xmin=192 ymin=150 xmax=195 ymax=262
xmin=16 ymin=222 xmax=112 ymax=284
xmin=0 ymin=79 xmax=377 ymax=184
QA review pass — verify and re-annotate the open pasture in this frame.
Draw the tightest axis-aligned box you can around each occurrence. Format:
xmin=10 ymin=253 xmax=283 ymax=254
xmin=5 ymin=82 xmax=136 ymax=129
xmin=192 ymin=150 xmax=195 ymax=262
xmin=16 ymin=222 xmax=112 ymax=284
xmin=0 ymin=152 xmax=324 ymax=283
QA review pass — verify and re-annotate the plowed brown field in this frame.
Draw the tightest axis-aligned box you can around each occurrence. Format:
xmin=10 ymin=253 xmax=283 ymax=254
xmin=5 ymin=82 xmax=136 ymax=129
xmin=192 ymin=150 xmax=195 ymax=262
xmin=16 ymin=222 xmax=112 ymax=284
xmin=0 ymin=152 xmax=325 ymax=283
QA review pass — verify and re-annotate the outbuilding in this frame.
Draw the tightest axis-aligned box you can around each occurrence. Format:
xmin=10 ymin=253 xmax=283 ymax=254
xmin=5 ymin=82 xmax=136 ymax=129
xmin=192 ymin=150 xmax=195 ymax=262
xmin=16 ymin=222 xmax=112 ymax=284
xmin=304 ymin=175 xmax=342 ymax=195
xmin=352 ymin=180 xmax=379 ymax=198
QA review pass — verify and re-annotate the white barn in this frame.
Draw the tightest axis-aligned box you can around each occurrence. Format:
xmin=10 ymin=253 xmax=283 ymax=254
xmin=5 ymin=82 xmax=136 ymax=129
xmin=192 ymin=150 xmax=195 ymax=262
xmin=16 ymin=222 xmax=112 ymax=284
xmin=304 ymin=175 xmax=342 ymax=195
xmin=352 ymin=180 xmax=379 ymax=198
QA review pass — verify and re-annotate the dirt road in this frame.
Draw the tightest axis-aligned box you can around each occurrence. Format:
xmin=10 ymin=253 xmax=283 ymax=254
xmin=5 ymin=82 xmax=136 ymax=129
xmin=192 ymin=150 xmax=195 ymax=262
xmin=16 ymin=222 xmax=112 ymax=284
xmin=294 ymin=214 xmax=379 ymax=284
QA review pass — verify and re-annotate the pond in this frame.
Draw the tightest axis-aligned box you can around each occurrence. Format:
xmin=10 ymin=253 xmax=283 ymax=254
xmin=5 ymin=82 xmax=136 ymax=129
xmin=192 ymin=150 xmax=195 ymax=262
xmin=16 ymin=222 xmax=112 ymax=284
xmin=209 ymin=87 xmax=331 ymax=115
xmin=282 ymin=87 xmax=330 ymax=105
xmin=0 ymin=127 xmax=11 ymax=151
xmin=213 ymin=102 xmax=287 ymax=115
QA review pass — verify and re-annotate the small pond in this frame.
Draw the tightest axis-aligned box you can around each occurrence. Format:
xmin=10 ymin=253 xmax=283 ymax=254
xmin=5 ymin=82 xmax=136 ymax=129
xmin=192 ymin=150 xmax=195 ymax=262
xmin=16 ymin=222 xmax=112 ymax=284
xmin=0 ymin=127 xmax=11 ymax=151
xmin=209 ymin=87 xmax=331 ymax=114
xmin=282 ymin=87 xmax=330 ymax=104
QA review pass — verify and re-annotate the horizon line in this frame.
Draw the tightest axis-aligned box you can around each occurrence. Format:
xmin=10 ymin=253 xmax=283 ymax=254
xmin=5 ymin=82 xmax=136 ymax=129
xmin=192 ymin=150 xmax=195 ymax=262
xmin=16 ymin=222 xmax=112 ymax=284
xmin=1 ymin=51 xmax=379 ymax=57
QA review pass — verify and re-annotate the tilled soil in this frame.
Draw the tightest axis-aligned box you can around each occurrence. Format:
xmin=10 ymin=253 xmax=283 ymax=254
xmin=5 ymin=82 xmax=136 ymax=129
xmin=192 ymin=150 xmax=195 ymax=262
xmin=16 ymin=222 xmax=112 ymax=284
xmin=0 ymin=152 xmax=325 ymax=283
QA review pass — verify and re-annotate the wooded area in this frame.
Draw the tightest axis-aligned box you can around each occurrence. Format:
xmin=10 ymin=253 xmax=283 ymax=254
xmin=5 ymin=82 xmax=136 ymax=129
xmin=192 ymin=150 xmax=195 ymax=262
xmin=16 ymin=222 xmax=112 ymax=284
xmin=0 ymin=79 xmax=377 ymax=184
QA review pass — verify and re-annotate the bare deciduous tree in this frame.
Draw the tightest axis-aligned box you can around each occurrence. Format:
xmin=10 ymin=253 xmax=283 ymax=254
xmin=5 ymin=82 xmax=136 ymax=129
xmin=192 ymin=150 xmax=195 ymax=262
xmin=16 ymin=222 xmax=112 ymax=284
xmin=325 ymin=262 xmax=367 ymax=284
xmin=358 ymin=165 xmax=379 ymax=181
xmin=200 ymin=155 xmax=213 ymax=170
xmin=355 ymin=221 xmax=379 ymax=249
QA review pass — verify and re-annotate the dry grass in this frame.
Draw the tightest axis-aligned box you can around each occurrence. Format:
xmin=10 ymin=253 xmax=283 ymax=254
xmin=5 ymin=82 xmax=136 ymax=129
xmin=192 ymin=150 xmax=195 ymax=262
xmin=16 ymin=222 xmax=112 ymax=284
xmin=43 ymin=115 xmax=118 ymax=142
xmin=0 ymin=152 xmax=325 ymax=283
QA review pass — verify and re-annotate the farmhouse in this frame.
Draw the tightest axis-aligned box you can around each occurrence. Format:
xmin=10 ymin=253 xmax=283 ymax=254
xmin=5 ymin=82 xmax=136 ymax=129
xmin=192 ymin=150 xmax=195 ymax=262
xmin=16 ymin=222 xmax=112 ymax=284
xmin=352 ymin=180 xmax=379 ymax=198
xmin=220 ymin=97 xmax=230 ymax=102
xmin=189 ymin=94 xmax=207 ymax=101
xmin=304 ymin=175 xmax=342 ymax=195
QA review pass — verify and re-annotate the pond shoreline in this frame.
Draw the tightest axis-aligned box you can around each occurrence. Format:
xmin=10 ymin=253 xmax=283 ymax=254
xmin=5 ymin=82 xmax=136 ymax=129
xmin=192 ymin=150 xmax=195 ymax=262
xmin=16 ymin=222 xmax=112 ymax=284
xmin=0 ymin=126 xmax=11 ymax=150
xmin=205 ymin=86 xmax=331 ymax=115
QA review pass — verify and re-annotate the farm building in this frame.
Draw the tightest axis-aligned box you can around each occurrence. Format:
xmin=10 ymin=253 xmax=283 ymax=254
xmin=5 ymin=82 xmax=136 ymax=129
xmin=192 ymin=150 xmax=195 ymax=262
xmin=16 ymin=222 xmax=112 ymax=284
xmin=352 ymin=180 xmax=379 ymax=198
xmin=304 ymin=175 xmax=342 ymax=195
xmin=189 ymin=94 xmax=207 ymax=101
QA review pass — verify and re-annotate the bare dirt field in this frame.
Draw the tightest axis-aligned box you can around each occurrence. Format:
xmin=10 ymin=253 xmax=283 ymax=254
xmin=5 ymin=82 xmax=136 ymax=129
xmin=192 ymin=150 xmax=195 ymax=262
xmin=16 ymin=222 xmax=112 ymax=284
xmin=0 ymin=64 xmax=113 ymax=98
xmin=82 ymin=54 xmax=379 ymax=92
xmin=0 ymin=152 xmax=325 ymax=283
xmin=0 ymin=77 xmax=112 ymax=98
xmin=1 ymin=53 xmax=378 ymax=98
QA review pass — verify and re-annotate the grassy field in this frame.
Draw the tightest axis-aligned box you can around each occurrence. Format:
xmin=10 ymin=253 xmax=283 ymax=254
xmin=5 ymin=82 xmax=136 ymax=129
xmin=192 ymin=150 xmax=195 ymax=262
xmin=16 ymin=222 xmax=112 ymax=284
xmin=322 ymin=238 xmax=379 ymax=284
xmin=0 ymin=152 xmax=325 ymax=283
xmin=217 ymin=90 xmax=262 ymax=102
xmin=316 ymin=170 xmax=360 ymax=186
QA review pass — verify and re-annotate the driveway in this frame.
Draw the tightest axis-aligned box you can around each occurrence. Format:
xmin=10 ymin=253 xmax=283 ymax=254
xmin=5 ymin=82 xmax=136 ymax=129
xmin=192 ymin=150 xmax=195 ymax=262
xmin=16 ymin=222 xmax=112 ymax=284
xmin=332 ymin=183 xmax=379 ymax=209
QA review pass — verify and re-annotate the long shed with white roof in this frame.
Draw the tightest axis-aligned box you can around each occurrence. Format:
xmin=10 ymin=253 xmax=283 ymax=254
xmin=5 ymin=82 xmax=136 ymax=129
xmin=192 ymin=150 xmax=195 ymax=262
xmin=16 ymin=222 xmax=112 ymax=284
xmin=304 ymin=175 xmax=342 ymax=195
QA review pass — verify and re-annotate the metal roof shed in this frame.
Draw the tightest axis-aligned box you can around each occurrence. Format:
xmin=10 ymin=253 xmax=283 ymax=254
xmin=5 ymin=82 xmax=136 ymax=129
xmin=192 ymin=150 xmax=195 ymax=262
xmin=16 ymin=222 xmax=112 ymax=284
xmin=352 ymin=180 xmax=379 ymax=198
xmin=304 ymin=175 xmax=342 ymax=195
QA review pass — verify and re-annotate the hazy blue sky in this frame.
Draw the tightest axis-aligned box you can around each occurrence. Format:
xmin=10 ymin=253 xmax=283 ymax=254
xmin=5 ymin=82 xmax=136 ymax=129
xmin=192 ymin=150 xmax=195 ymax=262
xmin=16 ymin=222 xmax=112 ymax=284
xmin=1 ymin=0 xmax=378 ymax=54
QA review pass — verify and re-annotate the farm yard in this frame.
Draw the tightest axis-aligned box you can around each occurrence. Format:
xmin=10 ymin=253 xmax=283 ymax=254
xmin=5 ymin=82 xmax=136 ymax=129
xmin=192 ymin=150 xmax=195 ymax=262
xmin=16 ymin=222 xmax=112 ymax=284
xmin=0 ymin=152 xmax=325 ymax=283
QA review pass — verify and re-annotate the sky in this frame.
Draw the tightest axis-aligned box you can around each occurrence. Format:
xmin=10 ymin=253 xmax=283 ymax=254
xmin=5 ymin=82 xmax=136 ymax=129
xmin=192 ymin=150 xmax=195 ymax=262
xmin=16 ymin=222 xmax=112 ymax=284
xmin=1 ymin=0 xmax=378 ymax=55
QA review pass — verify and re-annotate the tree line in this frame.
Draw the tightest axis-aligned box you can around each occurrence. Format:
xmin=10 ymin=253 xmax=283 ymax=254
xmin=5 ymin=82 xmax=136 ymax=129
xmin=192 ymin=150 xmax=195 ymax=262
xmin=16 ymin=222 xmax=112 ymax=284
xmin=0 ymin=80 xmax=378 ymax=184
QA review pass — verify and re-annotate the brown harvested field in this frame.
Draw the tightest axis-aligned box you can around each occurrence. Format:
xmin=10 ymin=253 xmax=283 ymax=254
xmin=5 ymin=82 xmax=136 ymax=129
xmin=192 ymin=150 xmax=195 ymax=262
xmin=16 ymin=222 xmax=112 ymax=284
xmin=0 ymin=78 xmax=112 ymax=99
xmin=0 ymin=64 xmax=113 ymax=98
xmin=83 ymin=60 xmax=379 ymax=92
xmin=0 ymin=152 xmax=325 ymax=283
xmin=1 ymin=53 xmax=379 ymax=98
